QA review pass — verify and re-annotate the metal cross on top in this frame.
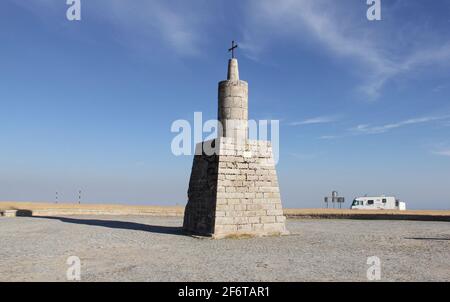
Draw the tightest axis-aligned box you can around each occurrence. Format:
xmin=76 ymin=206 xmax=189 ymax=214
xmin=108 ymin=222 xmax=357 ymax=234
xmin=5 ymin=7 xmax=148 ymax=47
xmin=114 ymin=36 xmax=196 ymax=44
xmin=228 ymin=40 xmax=238 ymax=58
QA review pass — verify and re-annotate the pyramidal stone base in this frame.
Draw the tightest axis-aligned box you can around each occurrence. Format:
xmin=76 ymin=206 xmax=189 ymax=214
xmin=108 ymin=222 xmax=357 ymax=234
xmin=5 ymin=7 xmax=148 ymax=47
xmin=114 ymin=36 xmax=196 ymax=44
xmin=183 ymin=137 xmax=289 ymax=239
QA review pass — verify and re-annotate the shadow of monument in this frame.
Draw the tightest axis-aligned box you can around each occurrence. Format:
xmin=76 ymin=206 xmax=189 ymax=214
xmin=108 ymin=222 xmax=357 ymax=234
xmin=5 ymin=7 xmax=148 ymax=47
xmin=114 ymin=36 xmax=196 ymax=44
xmin=31 ymin=216 xmax=185 ymax=236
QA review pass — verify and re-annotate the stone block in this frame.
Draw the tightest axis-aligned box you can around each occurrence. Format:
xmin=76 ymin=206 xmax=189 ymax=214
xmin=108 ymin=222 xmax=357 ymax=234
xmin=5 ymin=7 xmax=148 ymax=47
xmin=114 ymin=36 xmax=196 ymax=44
xmin=266 ymin=209 xmax=284 ymax=216
xmin=2 ymin=210 xmax=17 ymax=217
xmin=263 ymin=223 xmax=286 ymax=233
xmin=260 ymin=216 xmax=276 ymax=223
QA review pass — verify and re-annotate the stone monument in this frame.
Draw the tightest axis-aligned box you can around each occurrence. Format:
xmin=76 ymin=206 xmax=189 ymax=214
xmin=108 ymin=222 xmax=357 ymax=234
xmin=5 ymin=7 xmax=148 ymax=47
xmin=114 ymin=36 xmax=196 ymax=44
xmin=183 ymin=42 xmax=288 ymax=238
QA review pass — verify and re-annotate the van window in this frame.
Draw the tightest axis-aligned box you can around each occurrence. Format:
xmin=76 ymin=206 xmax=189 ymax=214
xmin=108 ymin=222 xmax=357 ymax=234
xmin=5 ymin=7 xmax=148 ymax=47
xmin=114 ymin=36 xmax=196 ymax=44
xmin=368 ymin=200 xmax=374 ymax=205
xmin=382 ymin=199 xmax=387 ymax=203
xmin=352 ymin=200 xmax=358 ymax=206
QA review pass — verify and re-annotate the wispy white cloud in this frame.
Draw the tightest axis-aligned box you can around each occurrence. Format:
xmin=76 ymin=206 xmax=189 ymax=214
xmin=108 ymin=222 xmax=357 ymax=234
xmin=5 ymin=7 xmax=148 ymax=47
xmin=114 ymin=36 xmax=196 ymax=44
xmin=320 ymin=114 xmax=450 ymax=139
xmin=432 ymin=149 xmax=450 ymax=157
xmin=290 ymin=115 xmax=339 ymax=126
xmin=318 ymin=135 xmax=340 ymax=140
xmin=97 ymin=0 xmax=209 ymax=56
xmin=432 ymin=85 xmax=446 ymax=93
xmin=12 ymin=0 xmax=208 ymax=56
xmin=361 ymin=42 xmax=450 ymax=98
xmin=351 ymin=116 xmax=450 ymax=135
xmin=242 ymin=0 xmax=450 ymax=99
xmin=289 ymin=152 xmax=319 ymax=160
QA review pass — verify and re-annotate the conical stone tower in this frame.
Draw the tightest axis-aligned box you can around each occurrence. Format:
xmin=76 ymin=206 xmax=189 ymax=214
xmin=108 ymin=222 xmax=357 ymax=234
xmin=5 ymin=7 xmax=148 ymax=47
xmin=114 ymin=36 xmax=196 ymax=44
xmin=183 ymin=54 xmax=288 ymax=239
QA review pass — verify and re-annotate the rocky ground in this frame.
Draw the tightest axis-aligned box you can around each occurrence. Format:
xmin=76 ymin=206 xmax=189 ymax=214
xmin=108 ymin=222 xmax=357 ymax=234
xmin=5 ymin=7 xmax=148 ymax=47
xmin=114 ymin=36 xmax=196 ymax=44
xmin=0 ymin=215 xmax=449 ymax=281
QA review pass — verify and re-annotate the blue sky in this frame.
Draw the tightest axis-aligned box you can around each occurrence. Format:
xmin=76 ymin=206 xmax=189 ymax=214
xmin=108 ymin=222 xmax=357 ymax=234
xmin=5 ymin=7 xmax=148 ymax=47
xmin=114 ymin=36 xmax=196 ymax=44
xmin=1 ymin=0 xmax=450 ymax=209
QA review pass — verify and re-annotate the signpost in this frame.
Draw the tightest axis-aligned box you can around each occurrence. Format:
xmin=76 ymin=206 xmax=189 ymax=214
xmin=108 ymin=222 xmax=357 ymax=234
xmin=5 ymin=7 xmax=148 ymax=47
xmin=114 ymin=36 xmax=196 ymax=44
xmin=324 ymin=191 xmax=345 ymax=209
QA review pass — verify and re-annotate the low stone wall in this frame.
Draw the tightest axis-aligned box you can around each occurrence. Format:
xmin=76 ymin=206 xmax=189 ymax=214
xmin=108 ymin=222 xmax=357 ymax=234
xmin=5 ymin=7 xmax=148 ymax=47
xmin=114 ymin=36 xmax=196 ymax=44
xmin=0 ymin=202 xmax=184 ymax=218
xmin=1 ymin=203 xmax=449 ymax=222
xmin=284 ymin=209 xmax=450 ymax=222
xmin=0 ymin=210 xmax=18 ymax=217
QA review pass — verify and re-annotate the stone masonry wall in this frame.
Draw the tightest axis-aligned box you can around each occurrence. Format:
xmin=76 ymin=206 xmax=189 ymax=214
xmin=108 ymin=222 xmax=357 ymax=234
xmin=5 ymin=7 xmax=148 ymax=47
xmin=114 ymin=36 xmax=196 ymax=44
xmin=213 ymin=137 xmax=287 ymax=238
xmin=183 ymin=150 xmax=219 ymax=236
xmin=183 ymin=137 xmax=288 ymax=238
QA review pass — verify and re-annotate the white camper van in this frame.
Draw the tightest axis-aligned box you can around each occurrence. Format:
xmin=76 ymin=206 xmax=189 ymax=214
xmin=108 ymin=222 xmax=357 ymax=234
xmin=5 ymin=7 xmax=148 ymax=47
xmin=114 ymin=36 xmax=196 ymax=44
xmin=351 ymin=196 xmax=406 ymax=210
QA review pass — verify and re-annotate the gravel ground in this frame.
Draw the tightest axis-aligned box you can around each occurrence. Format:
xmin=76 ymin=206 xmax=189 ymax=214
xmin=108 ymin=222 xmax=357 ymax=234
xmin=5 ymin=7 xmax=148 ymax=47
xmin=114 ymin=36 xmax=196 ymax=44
xmin=0 ymin=215 xmax=449 ymax=281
